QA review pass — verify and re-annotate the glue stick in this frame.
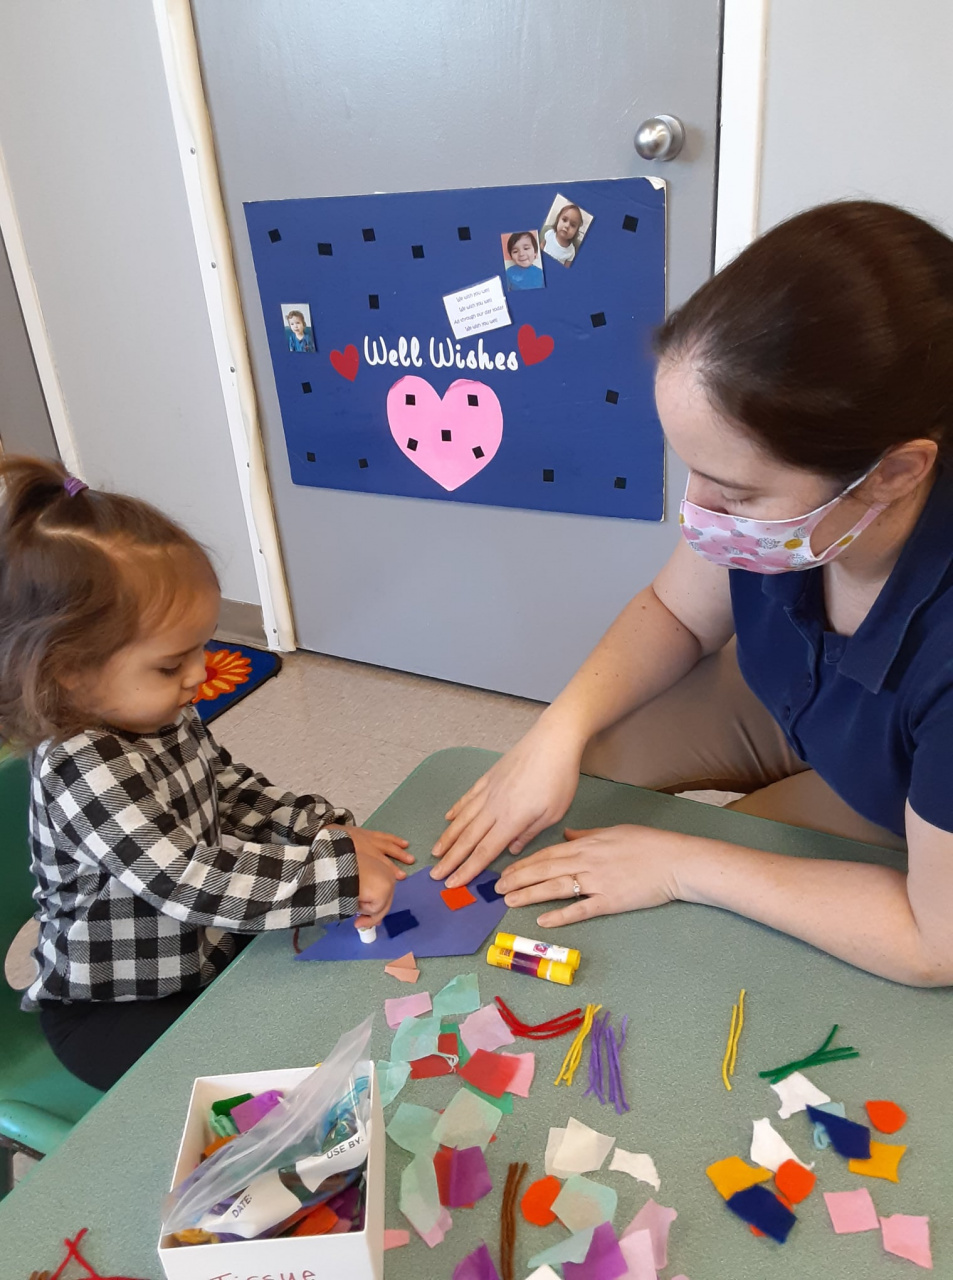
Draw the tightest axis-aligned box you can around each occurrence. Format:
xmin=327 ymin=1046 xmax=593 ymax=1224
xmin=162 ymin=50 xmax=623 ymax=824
xmin=495 ymin=932 xmax=581 ymax=972
xmin=357 ymin=926 xmax=377 ymax=944
xmin=486 ymin=944 xmax=574 ymax=986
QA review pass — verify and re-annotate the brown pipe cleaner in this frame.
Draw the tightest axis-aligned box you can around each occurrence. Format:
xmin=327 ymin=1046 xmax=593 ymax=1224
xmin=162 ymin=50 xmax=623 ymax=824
xmin=500 ymin=1161 xmax=529 ymax=1280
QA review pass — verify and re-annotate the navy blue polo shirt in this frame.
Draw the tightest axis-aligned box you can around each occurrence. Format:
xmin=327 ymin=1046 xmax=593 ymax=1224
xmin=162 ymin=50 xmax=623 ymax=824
xmin=730 ymin=467 xmax=953 ymax=838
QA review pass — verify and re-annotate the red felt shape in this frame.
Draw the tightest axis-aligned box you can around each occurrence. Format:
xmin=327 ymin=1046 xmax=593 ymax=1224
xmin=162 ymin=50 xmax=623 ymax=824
xmin=456 ymin=1047 xmax=520 ymax=1098
xmin=775 ymin=1159 xmax=816 ymax=1205
xmin=410 ymin=1054 xmax=454 ymax=1079
xmin=438 ymin=1032 xmax=460 ymax=1057
xmin=521 ymin=1175 xmax=562 ymax=1226
xmin=865 ymin=1099 xmax=908 ymax=1134
xmin=440 ymin=885 xmax=478 ymax=911
xmin=329 ymin=344 xmax=359 ymax=381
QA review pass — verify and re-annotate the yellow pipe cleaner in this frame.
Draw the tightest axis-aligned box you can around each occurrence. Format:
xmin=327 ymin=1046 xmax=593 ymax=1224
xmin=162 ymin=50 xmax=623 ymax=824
xmin=729 ymin=988 xmax=746 ymax=1076
xmin=721 ymin=988 xmax=746 ymax=1090
xmin=555 ymin=1002 xmax=601 ymax=1086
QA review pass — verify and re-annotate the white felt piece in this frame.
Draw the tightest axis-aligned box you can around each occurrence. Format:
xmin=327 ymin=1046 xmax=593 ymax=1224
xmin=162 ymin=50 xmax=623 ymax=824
xmin=552 ymin=1116 xmax=616 ymax=1174
xmin=750 ymin=1117 xmax=814 ymax=1172
xmin=770 ymin=1070 xmax=831 ymax=1119
xmin=609 ymin=1148 xmax=660 ymax=1190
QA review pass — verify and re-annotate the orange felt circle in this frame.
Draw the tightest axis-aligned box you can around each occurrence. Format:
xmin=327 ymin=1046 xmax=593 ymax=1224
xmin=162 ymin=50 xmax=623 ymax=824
xmin=775 ymin=1159 xmax=816 ymax=1205
xmin=865 ymin=1099 xmax=907 ymax=1134
xmin=521 ymin=1175 xmax=562 ymax=1226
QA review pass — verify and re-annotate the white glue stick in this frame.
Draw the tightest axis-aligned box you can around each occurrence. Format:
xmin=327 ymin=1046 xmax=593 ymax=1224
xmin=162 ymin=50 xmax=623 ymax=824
xmin=357 ymin=926 xmax=377 ymax=944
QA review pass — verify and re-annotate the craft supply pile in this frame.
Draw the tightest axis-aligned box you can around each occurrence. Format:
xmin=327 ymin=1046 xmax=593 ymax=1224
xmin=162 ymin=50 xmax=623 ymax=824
xmin=160 ymin=1021 xmax=376 ymax=1248
xmin=375 ymin=961 xmax=932 ymax=1277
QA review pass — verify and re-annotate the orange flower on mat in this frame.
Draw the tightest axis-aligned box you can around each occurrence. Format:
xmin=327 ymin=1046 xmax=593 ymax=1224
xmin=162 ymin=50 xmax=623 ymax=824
xmin=193 ymin=648 xmax=253 ymax=703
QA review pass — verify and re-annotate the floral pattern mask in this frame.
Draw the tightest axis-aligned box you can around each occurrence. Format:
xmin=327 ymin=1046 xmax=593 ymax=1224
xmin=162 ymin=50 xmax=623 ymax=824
xmin=679 ymin=472 xmax=885 ymax=574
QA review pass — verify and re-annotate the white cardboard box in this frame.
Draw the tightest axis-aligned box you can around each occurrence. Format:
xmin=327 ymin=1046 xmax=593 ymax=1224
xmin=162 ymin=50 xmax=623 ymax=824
xmin=158 ymin=1064 xmax=384 ymax=1280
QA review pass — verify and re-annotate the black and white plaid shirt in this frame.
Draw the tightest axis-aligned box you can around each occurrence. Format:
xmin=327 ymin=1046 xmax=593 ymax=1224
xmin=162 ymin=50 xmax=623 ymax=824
xmin=24 ymin=706 xmax=358 ymax=1007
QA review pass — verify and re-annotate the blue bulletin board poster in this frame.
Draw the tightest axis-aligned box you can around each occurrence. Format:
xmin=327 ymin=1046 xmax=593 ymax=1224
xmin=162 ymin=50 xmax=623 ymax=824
xmin=244 ymin=178 xmax=666 ymax=520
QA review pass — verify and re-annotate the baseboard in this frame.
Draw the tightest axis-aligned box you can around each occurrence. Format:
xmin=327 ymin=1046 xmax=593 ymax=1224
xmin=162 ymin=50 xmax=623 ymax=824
xmin=215 ymin=598 xmax=268 ymax=649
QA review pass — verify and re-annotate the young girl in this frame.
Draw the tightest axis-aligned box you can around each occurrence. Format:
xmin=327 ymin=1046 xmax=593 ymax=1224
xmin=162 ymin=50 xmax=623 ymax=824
xmin=542 ymin=204 xmax=583 ymax=266
xmin=504 ymin=231 xmax=544 ymax=290
xmin=285 ymin=309 xmax=315 ymax=352
xmin=0 ymin=457 xmax=412 ymax=1089
xmin=434 ymin=200 xmax=953 ymax=988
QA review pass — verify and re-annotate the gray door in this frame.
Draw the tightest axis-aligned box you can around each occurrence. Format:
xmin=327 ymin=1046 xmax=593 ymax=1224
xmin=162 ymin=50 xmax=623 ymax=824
xmin=193 ymin=0 xmax=721 ymax=700
xmin=0 ymin=228 xmax=58 ymax=458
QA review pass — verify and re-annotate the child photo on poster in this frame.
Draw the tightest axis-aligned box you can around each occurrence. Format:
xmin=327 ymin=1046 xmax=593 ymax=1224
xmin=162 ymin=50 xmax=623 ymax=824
xmin=501 ymin=231 xmax=545 ymax=291
xmin=540 ymin=194 xmax=594 ymax=267
xmin=283 ymin=302 xmax=316 ymax=352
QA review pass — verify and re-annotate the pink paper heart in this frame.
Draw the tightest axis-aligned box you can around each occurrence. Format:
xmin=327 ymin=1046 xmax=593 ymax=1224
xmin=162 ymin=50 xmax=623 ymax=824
xmin=387 ymin=376 xmax=503 ymax=491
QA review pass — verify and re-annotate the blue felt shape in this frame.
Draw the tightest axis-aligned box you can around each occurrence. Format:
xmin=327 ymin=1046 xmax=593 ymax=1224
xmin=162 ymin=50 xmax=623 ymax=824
xmin=476 ymin=876 xmax=500 ymax=903
xmin=806 ymin=1106 xmax=871 ymax=1160
xmin=383 ymin=909 xmax=419 ymax=939
xmin=726 ymin=1186 xmax=796 ymax=1243
xmin=244 ymin=178 xmax=666 ymax=521
xmin=295 ymin=868 xmax=508 ymax=961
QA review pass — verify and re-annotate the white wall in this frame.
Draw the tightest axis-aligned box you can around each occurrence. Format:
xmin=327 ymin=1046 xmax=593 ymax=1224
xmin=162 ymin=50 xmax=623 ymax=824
xmin=758 ymin=1 xmax=953 ymax=234
xmin=0 ymin=2 xmax=259 ymax=605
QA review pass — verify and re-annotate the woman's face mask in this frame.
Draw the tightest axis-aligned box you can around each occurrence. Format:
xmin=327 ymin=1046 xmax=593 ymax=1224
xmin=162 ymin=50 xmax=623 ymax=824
xmin=679 ymin=468 xmax=885 ymax=573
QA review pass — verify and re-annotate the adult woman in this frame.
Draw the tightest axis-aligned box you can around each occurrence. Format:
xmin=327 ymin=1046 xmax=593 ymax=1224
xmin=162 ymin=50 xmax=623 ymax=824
xmin=432 ymin=201 xmax=953 ymax=987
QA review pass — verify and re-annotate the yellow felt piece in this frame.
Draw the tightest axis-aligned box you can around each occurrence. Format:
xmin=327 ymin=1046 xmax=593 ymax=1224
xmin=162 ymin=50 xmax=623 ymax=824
xmin=848 ymin=1140 xmax=907 ymax=1183
xmin=706 ymin=1155 xmax=772 ymax=1200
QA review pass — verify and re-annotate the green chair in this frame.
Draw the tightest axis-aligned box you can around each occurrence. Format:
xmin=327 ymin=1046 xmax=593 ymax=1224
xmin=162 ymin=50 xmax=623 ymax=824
xmin=0 ymin=753 xmax=101 ymax=1197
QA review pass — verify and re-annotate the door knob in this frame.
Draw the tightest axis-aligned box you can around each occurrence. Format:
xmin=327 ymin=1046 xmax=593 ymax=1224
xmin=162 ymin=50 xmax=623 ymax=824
xmin=634 ymin=115 xmax=685 ymax=161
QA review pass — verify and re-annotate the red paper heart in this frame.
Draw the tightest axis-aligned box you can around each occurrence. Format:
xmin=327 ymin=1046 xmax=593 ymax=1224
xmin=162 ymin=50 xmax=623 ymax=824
xmin=517 ymin=324 xmax=554 ymax=366
xmin=329 ymin=344 xmax=359 ymax=381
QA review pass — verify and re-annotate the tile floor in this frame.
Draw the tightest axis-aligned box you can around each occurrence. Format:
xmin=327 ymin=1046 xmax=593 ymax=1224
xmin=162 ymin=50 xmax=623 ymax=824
xmin=209 ymin=649 xmax=546 ymax=823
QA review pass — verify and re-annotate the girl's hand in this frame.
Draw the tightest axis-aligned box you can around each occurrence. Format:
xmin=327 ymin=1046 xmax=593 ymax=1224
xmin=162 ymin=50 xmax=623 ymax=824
xmin=430 ymin=724 xmax=584 ymax=887
xmin=331 ymin=825 xmax=414 ymax=876
xmin=495 ymin=825 xmax=684 ymax=927
xmin=354 ymin=849 xmax=398 ymax=928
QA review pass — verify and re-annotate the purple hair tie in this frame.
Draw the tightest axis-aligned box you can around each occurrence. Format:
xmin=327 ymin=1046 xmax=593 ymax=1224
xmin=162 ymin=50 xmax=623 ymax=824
xmin=63 ymin=475 xmax=88 ymax=497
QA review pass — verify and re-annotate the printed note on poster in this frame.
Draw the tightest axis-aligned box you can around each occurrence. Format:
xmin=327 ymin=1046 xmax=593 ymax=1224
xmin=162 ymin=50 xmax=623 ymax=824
xmin=442 ymin=277 xmax=511 ymax=341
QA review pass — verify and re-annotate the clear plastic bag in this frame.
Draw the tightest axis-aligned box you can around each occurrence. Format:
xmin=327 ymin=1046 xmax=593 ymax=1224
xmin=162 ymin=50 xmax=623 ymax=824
xmin=162 ymin=1016 xmax=373 ymax=1238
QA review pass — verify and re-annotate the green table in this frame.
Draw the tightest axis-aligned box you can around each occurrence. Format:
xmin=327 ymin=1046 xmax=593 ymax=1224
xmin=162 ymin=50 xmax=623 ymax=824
xmin=2 ymin=748 xmax=949 ymax=1278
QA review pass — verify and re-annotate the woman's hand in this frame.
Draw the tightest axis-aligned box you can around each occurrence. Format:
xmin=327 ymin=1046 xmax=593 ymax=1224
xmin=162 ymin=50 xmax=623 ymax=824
xmin=430 ymin=724 xmax=585 ymax=887
xmin=495 ymin=825 xmax=684 ymax=927
xmin=354 ymin=849 xmax=398 ymax=928
xmin=330 ymin=825 xmax=414 ymax=876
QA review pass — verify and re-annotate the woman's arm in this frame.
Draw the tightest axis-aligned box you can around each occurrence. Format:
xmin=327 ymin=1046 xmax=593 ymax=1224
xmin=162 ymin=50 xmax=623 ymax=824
xmin=539 ymin=538 xmax=735 ymax=746
xmin=496 ymin=802 xmax=953 ymax=987
xmin=431 ymin=540 xmax=735 ymax=885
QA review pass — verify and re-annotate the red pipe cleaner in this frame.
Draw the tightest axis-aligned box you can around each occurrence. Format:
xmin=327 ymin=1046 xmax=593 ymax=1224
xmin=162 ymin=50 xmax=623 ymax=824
xmin=494 ymin=995 xmax=585 ymax=1039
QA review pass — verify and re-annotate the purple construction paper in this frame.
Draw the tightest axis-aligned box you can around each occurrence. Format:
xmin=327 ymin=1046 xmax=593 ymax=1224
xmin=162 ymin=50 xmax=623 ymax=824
xmin=563 ymin=1222 xmax=628 ymax=1280
xmin=384 ymin=909 xmax=419 ymax=938
xmin=296 ymin=867 xmax=508 ymax=961
xmin=448 ymin=1146 xmax=493 ymax=1207
xmin=476 ymin=876 xmax=501 ymax=903
xmin=453 ymin=1241 xmax=501 ymax=1280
